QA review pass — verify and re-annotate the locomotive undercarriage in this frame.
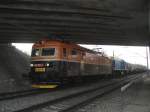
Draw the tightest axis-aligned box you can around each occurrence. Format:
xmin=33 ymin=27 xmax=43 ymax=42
xmin=29 ymin=60 xmax=113 ymax=85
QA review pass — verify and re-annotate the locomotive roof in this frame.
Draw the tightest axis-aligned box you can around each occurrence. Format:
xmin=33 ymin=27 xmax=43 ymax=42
xmin=33 ymin=39 xmax=102 ymax=55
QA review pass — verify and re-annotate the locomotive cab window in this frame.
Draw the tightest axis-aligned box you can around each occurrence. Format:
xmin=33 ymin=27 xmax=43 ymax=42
xmin=42 ymin=48 xmax=55 ymax=56
xmin=31 ymin=49 xmax=40 ymax=57
xmin=63 ymin=48 xmax=67 ymax=57
xmin=71 ymin=49 xmax=79 ymax=58
xmin=71 ymin=49 xmax=77 ymax=55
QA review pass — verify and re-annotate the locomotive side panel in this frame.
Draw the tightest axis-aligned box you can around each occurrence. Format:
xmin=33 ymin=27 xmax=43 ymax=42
xmin=81 ymin=52 xmax=112 ymax=76
xmin=66 ymin=47 xmax=81 ymax=77
xmin=82 ymin=52 xmax=99 ymax=75
xmin=100 ymin=56 xmax=112 ymax=74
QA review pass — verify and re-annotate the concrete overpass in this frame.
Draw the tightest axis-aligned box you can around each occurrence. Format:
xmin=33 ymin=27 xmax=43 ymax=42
xmin=0 ymin=0 xmax=149 ymax=45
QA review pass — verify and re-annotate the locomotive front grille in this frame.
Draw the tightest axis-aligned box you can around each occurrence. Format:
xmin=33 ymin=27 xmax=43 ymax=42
xmin=35 ymin=68 xmax=45 ymax=72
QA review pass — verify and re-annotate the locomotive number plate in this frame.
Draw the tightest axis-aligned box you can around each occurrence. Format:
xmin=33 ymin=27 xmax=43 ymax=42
xmin=35 ymin=68 xmax=45 ymax=72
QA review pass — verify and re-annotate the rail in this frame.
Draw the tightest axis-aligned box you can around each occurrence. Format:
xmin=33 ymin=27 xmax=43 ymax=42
xmin=12 ymin=74 xmax=141 ymax=112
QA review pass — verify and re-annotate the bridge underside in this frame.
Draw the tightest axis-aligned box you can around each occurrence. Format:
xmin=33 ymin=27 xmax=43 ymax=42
xmin=0 ymin=0 xmax=149 ymax=45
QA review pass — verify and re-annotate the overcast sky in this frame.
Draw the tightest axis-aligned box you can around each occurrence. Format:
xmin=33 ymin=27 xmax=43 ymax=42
xmin=12 ymin=43 xmax=149 ymax=67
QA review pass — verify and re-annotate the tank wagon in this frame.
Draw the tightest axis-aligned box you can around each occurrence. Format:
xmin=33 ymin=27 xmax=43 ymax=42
xmin=127 ymin=63 xmax=147 ymax=73
xmin=29 ymin=39 xmax=147 ymax=88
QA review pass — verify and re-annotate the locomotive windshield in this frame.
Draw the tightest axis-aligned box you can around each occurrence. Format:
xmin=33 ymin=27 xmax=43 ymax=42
xmin=31 ymin=48 xmax=40 ymax=57
xmin=42 ymin=48 xmax=55 ymax=56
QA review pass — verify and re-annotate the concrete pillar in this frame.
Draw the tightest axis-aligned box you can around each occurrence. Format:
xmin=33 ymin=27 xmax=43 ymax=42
xmin=149 ymin=42 xmax=150 ymax=69
xmin=149 ymin=0 xmax=150 ymax=33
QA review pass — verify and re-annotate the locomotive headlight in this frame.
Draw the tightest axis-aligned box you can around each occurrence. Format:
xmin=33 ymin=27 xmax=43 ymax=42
xmin=30 ymin=64 xmax=33 ymax=67
xmin=46 ymin=63 xmax=49 ymax=67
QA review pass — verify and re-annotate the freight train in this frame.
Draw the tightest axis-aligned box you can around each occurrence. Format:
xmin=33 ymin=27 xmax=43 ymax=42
xmin=29 ymin=39 xmax=147 ymax=88
xmin=112 ymin=58 xmax=146 ymax=76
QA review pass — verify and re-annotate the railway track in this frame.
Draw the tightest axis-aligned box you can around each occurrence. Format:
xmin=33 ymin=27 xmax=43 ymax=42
xmin=0 ymin=79 xmax=112 ymax=103
xmin=0 ymin=79 xmax=114 ymax=102
xmin=11 ymin=74 xmax=141 ymax=112
xmin=0 ymin=88 xmax=53 ymax=101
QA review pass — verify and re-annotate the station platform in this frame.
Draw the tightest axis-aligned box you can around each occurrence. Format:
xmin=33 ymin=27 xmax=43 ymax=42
xmin=77 ymin=72 xmax=150 ymax=112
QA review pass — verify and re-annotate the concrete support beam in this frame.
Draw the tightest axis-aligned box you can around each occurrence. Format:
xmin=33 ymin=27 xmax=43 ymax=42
xmin=0 ymin=0 xmax=148 ymax=45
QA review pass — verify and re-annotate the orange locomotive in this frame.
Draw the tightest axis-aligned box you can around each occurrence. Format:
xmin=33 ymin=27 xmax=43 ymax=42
xmin=29 ymin=39 xmax=112 ymax=88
